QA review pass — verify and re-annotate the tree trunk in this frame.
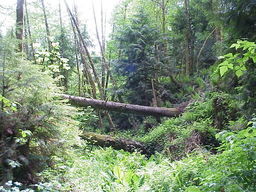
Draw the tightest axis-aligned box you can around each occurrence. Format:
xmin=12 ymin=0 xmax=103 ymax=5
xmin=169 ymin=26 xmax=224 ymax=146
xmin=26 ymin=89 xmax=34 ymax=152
xmin=151 ymin=79 xmax=158 ymax=107
xmin=61 ymin=94 xmax=184 ymax=117
xmin=184 ymin=0 xmax=194 ymax=76
xmin=40 ymin=0 xmax=51 ymax=51
xmin=161 ymin=0 xmax=169 ymax=55
xmin=25 ymin=0 xmax=36 ymax=63
xmin=65 ymin=1 xmax=116 ymax=129
xmin=72 ymin=4 xmax=81 ymax=96
xmin=92 ymin=3 xmax=106 ymax=95
xmin=73 ymin=29 xmax=81 ymax=96
xmin=81 ymin=132 xmax=151 ymax=155
xmin=16 ymin=0 xmax=24 ymax=52
xmin=24 ymin=17 xmax=29 ymax=56
xmin=66 ymin=2 xmax=103 ymax=95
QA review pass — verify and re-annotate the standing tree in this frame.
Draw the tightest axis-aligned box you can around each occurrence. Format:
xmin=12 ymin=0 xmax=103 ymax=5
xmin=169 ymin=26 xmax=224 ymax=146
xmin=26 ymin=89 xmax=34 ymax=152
xmin=16 ymin=0 xmax=24 ymax=52
xmin=184 ymin=0 xmax=194 ymax=76
xmin=0 ymin=0 xmax=25 ymax=184
xmin=114 ymin=10 xmax=159 ymax=106
xmin=24 ymin=0 xmax=36 ymax=63
xmin=40 ymin=0 xmax=51 ymax=52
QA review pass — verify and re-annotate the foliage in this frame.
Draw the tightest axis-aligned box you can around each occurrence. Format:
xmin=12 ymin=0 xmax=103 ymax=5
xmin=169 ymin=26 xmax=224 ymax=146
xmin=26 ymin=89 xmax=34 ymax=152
xmin=216 ymin=40 xmax=256 ymax=78
xmin=219 ymin=0 xmax=256 ymax=41
xmin=1 ymin=0 xmax=256 ymax=190
xmin=35 ymin=42 xmax=70 ymax=86
xmin=214 ymin=40 xmax=256 ymax=114
xmin=138 ymin=95 xmax=217 ymax=157
xmin=113 ymin=9 xmax=160 ymax=106
xmin=0 ymin=95 xmax=17 ymax=113
xmin=0 ymin=181 xmax=55 ymax=192
xmin=0 ymin=37 xmax=82 ymax=184
xmin=36 ymin=117 xmax=256 ymax=192
xmin=75 ymin=107 xmax=99 ymax=132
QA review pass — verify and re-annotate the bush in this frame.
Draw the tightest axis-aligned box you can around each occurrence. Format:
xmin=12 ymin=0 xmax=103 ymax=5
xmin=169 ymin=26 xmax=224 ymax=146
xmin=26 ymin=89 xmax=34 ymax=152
xmin=0 ymin=38 xmax=82 ymax=185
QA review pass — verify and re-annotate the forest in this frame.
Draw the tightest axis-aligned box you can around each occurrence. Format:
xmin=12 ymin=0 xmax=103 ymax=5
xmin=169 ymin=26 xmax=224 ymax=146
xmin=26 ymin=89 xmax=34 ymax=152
xmin=0 ymin=0 xmax=256 ymax=191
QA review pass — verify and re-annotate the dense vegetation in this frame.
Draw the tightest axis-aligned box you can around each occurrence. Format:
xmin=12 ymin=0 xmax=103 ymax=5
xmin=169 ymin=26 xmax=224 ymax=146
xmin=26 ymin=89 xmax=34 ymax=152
xmin=0 ymin=0 xmax=256 ymax=191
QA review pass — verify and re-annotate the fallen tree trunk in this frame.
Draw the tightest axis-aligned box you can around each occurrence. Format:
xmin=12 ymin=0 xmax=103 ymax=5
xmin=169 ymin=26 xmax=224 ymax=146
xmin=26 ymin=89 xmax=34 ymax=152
xmin=61 ymin=94 xmax=183 ymax=117
xmin=81 ymin=132 xmax=152 ymax=155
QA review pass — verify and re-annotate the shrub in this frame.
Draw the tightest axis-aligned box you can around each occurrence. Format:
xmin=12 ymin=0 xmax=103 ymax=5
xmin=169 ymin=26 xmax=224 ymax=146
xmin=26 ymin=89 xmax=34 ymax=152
xmin=0 ymin=38 xmax=82 ymax=185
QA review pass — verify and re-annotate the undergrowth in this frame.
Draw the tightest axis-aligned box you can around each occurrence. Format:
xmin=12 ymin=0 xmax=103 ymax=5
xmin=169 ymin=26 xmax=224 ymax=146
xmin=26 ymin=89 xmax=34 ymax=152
xmin=34 ymin=119 xmax=256 ymax=192
xmin=26 ymin=91 xmax=254 ymax=192
xmin=2 ymin=91 xmax=254 ymax=192
xmin=136 ymin=92 xmax=238 ymax=159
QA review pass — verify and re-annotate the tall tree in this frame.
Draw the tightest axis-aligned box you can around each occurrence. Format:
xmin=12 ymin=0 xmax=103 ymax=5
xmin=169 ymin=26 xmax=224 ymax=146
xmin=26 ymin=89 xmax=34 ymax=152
xmin=16 ymin=0 xmax=25 ymax=52
xmin=184 ymin=0 xmax=194 ymax=76
xmin=24 ymin=0 xmax=36 ymax=63
xmin=114 ymin=10 xmax=159 ymax=106
xmin=40 ymin=0 xmax=51 ymax=51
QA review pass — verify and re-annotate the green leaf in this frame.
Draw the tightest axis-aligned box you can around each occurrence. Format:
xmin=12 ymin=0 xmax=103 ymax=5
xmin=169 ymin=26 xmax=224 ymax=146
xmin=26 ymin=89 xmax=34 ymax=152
xmin=230 ymin=43 xmax=237 ymax=48
xmin=113 ymin=166 xmax=125 ymax=181
xmin=235 ymin=70 xmax=244 ymax=78
xmin=224 ymin=53 xmax=233 ymax=58
xmin=230 ymin=43 xmax=240 ymax=50
xmin=185 ymin=186 xmax=202 ymax=192
xmin=252 ymin=56 xmax=256 ymax=63
xmin=219 ymin=66 xmax=228 ymax=77
xmin=227 ymin=63 xmax=234 ymax=69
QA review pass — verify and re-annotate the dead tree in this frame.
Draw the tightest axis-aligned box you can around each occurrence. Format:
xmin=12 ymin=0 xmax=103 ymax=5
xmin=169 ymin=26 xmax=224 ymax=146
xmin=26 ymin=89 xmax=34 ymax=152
xmin=61 ymin=94 xmax=184 ymax=117
xmin=82 ymin=132 xmax=151 ymax=155
xmin=65 ymin=1 xmax=116 ymax=129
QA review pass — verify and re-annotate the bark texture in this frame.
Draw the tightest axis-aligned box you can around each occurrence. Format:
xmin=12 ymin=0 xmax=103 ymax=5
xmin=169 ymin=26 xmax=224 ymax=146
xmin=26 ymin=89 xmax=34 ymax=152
xmin=82 ymin=132 xmax=151 ymax=155
xmin=16 ymin=0 xmax=25 ymax=52
xmin=61 ymin=94 xmax=183 ymax=117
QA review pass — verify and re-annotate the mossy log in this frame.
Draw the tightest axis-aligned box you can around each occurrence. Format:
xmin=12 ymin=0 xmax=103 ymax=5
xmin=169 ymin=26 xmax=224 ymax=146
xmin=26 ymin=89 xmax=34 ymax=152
xmin=81 ymin=132 xmax=151 ymax=155
xmin=61 ymin=94 xmax=184 ymax=117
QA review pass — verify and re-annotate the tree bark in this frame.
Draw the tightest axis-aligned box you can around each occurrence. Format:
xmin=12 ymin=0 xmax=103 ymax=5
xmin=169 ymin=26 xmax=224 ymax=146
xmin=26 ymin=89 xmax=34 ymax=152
xmin=61 ymin=94 xmax=183 ymax=117
xmin=40 ymin=0 xmax=51 ymax=52
xmin=81 ymin=132 xmax=151 ymax=155
xmin=184 ymin=0 xmax=194 ymax=76
xmin=16 ymin=0 xmax=24 ymax=52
